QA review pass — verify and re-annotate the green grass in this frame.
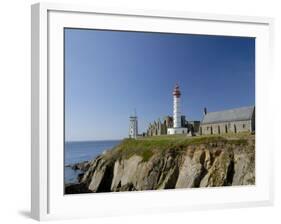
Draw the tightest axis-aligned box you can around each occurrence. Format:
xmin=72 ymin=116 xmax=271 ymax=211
xmin=140 ymin=149 xmax=154 ymax=162
xmin=103 ymin=133 xmax=251 ymax=162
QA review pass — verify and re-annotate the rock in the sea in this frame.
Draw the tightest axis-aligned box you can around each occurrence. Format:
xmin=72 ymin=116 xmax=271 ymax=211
xmin=71 ymin=161 xmax=90 ymax=171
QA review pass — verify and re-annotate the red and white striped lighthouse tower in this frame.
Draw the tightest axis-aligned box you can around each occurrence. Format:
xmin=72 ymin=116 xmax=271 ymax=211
xmin=167 ymin=83 xmax=188 ymax=135
xmin=173 ymin=83 xmax=182 ymax=128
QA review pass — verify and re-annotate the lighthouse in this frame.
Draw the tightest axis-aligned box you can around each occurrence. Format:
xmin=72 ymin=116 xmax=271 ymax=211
xmin=129 ymin=111 xmax=138 ymax=139
xmin=167 ymin=84 xmax=188 ymax=135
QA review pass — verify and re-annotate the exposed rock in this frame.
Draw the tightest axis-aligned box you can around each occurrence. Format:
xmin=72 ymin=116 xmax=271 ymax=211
xmin=155 ymin=151 xmax=180 ymax=189
xmin=81 ymin=157 xmax=114 ymax=192
xmin=67 ymin=136 xmax=255 ymax=194
xmin=77 ymin=173 xmax=84 ymax=183
xmin=204 ymin=152 xmax=210 ymax=170
xmin=65 ymin=183 xmax=92 ymax=194
xmin=200 ymin=150 xmax=234 ymax=187
xmin=111 ymin=155 xmax=143 ymax=191
xmin=133 ymin=155 xmax=162 ymax=190
xmin=158 ymin=165 xmax=179 ymax=189
xmin=81 ymin=156 xmax=102 ymax=184
xmin=232 ymin=151 xmax=255 ymax=185
xmin=176 ymin=149 xmax=205 ymax=188
xmin=117 ymin=183 xmax=136 ymax=191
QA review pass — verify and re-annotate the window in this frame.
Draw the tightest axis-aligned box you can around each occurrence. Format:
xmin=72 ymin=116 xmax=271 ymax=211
xmin=243 ymin=124 xmax=246 ymax=128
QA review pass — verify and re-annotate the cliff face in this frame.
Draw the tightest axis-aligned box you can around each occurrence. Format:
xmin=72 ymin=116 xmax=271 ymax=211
xmin=66 ymin=135 xmax=255 ymax=194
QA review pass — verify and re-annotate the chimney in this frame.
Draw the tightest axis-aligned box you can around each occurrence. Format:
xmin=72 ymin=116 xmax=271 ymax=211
xmin=204 ymin=107 xmax=207 ymax=115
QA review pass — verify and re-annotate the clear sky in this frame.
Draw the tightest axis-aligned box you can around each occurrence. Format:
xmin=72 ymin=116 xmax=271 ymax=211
xmin=65 ymin=28 xmax=255 ymax=141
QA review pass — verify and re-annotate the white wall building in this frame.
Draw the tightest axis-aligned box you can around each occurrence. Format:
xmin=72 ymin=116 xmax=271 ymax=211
xmin=129 ymin=114 xmax=138 ymax=139
xmin=167 ymin=84 xmax=188 ymax=135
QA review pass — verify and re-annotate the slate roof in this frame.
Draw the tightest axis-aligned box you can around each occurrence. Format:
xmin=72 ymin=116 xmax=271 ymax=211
xmin=201 ymin=106 xmax=255 ymax=124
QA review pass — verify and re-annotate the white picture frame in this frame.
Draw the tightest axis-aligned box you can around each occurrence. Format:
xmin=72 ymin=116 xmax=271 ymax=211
xmin=31 ymin=2 xmax=274 ymax=221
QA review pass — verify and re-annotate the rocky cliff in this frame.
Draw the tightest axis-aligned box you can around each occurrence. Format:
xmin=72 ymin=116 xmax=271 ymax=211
xmin=65 ymin=134 xmax=255 ymax=194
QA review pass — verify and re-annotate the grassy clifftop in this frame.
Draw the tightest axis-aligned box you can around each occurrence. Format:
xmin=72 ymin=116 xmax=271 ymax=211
xmin=104 ymin=132 xmax=253 ymax=162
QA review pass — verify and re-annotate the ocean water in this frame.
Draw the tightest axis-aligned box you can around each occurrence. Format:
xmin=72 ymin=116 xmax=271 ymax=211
xmin=64 ymin=140 xmax=121 ymax=184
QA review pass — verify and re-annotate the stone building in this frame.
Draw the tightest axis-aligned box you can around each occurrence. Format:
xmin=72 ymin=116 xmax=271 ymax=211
xmin=147 ymin=115 xmax=188 ymax=136
xmin=146 ymin=116 xmax=173 ymax=136
xmin=146 ymin=115 xmax=201 ymax=136
xmin=200 ymin=106 xmax=255 ymax=135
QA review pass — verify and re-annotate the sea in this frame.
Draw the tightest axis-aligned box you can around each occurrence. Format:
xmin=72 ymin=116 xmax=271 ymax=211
xmin=64 ymin=140 xmax=121 ymax=184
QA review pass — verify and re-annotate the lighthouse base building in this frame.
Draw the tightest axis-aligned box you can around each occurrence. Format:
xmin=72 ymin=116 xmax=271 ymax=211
xmin=167 ymin=127 xmax=188 ymax=135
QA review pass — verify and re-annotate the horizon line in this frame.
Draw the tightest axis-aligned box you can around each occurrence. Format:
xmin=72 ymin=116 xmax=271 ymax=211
xmin=65 ymin=138 xmax=125 ymax=143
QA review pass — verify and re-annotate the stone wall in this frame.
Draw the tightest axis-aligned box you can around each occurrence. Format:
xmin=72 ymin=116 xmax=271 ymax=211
xmin=200 ymin=119 xmax=253 ymax=135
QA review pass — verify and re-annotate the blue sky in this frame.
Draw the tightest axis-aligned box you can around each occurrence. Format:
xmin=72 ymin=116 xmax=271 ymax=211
xmin=65 ymin=28 xmax=255 ymax=141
